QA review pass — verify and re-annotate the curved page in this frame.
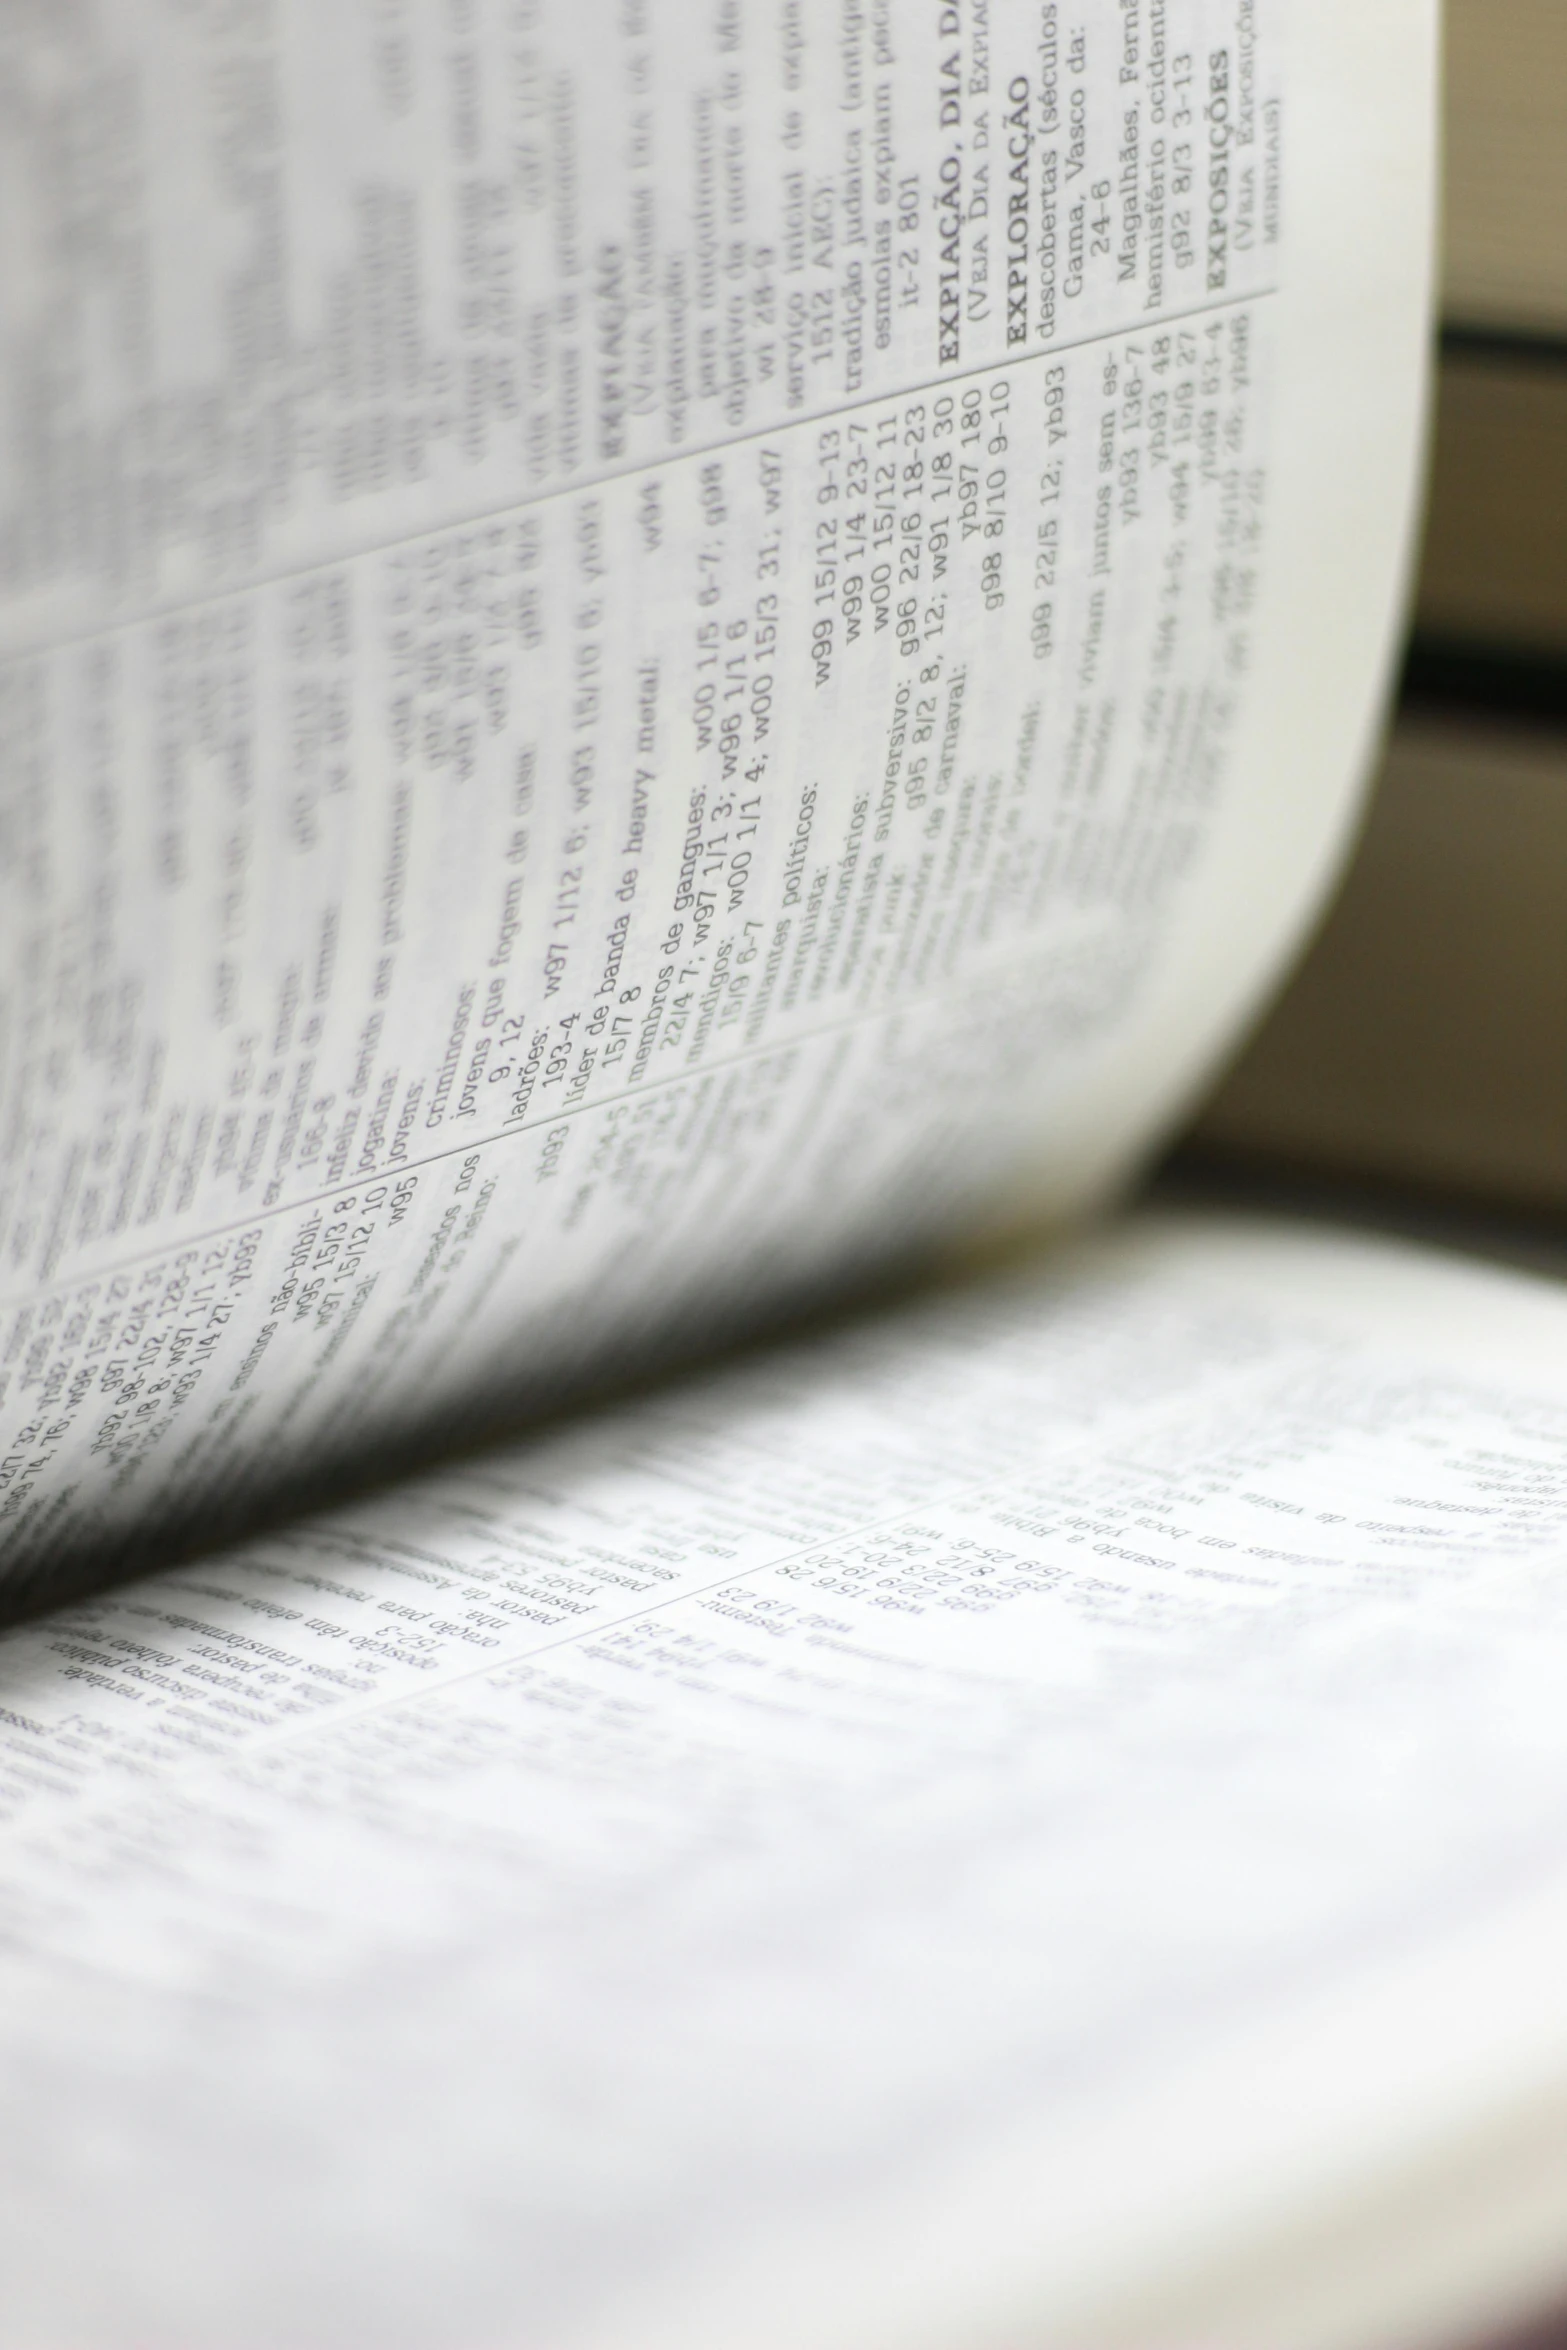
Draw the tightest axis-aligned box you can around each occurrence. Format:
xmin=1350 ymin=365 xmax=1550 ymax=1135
xmin=9 ymin=1211 xmax=1567 ymax=2348
xmin=0 ymin=0 xmax=1434 ymax=1598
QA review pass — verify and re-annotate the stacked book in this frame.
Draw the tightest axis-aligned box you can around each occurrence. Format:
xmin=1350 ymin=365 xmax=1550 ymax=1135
xmin=1193 ymin=0 xmax=1567 ymax=1212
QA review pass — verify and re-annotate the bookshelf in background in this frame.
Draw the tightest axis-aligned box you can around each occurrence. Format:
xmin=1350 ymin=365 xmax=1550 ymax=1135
xmin=1187 ymin=0 xmax=1567 ymax=1212
xmin=1441 ymin=0 xmax=1567 ymax=339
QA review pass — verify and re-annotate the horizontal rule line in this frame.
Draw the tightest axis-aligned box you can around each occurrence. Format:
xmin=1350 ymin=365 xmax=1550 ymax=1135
xmin=0 ymin=285 xmax=1276 ymax=663
xmin=0 ymin=942 xmax=1026 ymax=1308
xmin=98 ymin=1430 xmax=1064 ymax=1790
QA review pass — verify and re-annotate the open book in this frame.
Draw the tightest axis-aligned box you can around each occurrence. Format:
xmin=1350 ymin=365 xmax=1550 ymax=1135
xmin=21 ymin=5 xmax=1567 ymax=2346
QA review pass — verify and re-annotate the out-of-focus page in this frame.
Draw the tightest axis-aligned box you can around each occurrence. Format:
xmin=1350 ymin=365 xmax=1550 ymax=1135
xmin=9 ymin=1216 xmax=1567 ymax=2347
xmin=0 ymin=2 xmax=1435 ymax=1597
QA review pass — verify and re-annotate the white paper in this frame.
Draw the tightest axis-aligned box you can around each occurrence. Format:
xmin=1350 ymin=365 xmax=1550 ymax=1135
xmin=7 ymin=1215 xmax=1567 ymax=2345
xmin=0 ymin=0 xmax=1435 ymax=1599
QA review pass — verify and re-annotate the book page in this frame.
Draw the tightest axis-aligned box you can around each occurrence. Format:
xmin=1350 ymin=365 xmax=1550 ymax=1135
xmin=0 ymin=1 xmax=1435 ymax=1600
xmin=7 ymin=1214 xmax=1567 ymax=2347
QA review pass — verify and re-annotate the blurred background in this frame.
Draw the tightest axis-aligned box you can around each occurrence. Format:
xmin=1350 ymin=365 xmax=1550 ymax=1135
xmin=1174 ymin=0 xmax=1567 ymax=1222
